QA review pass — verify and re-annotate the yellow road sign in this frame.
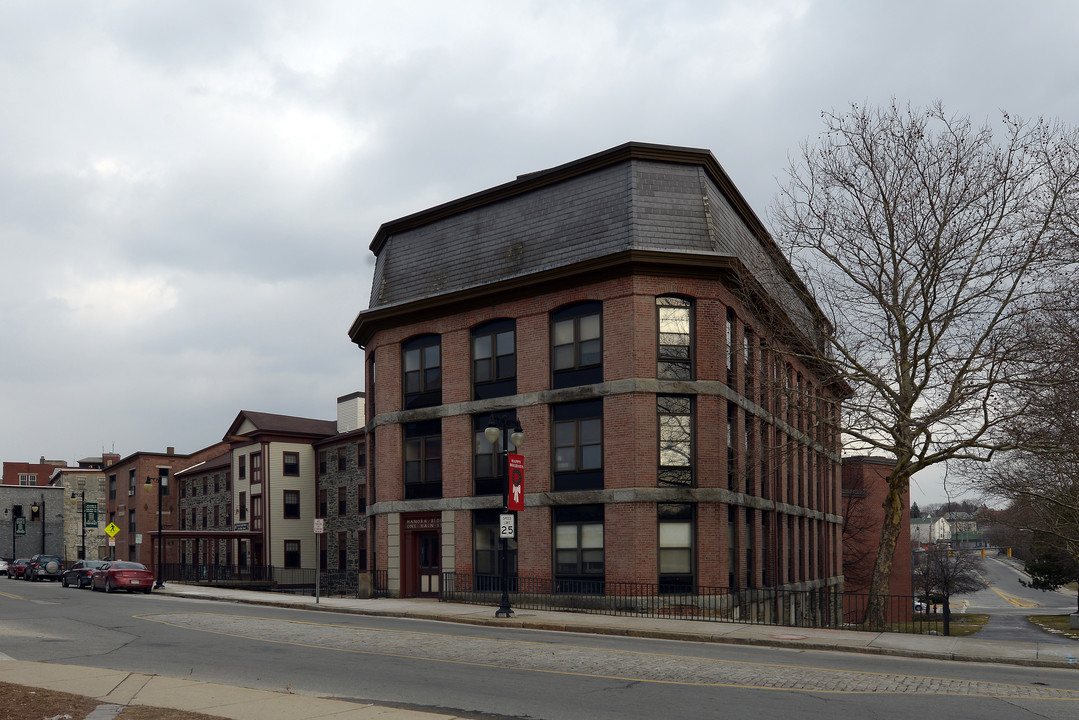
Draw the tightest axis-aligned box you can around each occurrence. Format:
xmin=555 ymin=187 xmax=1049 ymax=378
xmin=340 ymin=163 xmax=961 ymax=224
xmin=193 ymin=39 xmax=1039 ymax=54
xmin=104 ymin=522 xmax=120 ymax=537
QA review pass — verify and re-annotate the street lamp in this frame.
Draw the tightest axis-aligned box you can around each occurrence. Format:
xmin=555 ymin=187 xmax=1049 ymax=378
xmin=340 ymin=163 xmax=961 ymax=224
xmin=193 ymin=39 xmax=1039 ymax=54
xmin=144 ymin=475 xmax=166 ymax=589
xmin=484 ymin=415 xmax=524 ymax=618
xmin=32 ymin=500 xmax=44 ymax=555
xmin=71 ymin=491 xmax=86 ymax=560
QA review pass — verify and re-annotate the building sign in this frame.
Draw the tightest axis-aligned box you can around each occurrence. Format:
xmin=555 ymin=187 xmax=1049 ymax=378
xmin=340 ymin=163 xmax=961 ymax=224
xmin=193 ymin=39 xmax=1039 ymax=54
xmin=404 ymin=517 xmax=441 ymax=532
xmin=234 ymin=523 xmax=249 ymax=531
xmin=135 ymin=533 xmax=143 ymax=545
xmin=14 ymin=517 xmax=25 ymax=536
xmin=84 ymin=502 xmax=99 ymax=528
xmin=507 ymin=454 xmax=524 ymax=511
xmin=314 ymin=518 xmax=325 ymax=534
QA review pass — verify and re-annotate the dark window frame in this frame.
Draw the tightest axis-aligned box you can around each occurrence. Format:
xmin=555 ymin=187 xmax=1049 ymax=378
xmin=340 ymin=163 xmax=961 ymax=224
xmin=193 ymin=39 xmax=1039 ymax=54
xmin=471 ymin=318 xmax=517 ymax=400
xmin=553 ymin=505 xmax=604 ymax=588
xmin=658 ymin=503 xmax=695 ymax=591
xmin=658 ymin=395 xmax=694 ymax=487
xmin=283 ymin=489 xmax=300 ymax=519
xmin=552 ymin=400 xmax=603 ymax=491
xmin=551 ymin=302 xmax=602 ymax=388
xmin=283 ymin=452 xmax=300 ymax=477
xmin=284 ymin=539 xmax=301 ymax=569
xmin=473 ymin=411 xmax=518 ymax=496
xmin=403 ymin=419 xmax=442 ymax=499
xmin=656 ymin=296 xmax=694 ymax=380
xmin=402 ymin=334 xmax=442 ymax=409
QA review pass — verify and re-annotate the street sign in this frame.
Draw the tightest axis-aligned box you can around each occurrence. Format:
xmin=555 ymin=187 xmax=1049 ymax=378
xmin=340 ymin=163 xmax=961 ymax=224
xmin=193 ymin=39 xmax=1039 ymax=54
xmin=14 ymin=516 xmax=26 ymax=536
xmin=314 ymin=518 xmax=325 ymax=534
xmin=499 ymin=512 xmax=515 ymax=539
xmin=135 ymin=533 xmax=143 ymax=545
xmin=108 ymin=537 xmax=115 ymax=547
xmin=507 ymin=454 xmax=525 ymax=511
xmin=104 ymin=522 xmax=120 ymax=537
xmin=84 ymin=502 xmax=99 ymax=528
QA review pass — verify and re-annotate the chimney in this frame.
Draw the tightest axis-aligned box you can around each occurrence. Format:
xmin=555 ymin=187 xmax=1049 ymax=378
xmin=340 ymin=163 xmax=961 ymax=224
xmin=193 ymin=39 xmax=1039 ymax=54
xmin=40 ymin=455 xmax=45 ymax=464
xmin=166 ymin=446 xmax=175 ymax=455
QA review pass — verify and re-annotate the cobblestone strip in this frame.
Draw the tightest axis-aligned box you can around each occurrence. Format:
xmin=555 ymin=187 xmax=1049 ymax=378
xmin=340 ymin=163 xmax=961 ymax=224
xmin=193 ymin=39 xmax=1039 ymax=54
xmin=148 ymin=613 xmax=1079 ymax=699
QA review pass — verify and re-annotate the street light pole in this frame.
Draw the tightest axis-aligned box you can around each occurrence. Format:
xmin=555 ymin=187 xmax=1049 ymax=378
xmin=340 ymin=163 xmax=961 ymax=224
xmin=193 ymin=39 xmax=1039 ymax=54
xmin=484 ymin=416 xmax=524 ymax=618
xmin=38 ymin=498 xmax=45 ymax=555
xmin=71 ymin=491 xmax=86 ymax=560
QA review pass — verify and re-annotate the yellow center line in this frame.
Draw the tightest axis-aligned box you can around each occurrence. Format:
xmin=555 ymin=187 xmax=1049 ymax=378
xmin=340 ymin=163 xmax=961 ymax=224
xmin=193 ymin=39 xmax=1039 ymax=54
xmin=0 ymin=591 xmax=25 ymax=600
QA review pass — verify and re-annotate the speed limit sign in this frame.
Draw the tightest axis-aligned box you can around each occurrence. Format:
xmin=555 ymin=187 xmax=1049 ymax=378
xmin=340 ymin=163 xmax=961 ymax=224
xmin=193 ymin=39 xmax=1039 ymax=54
xmin=499 ymin=513 xmax=515 ymax=539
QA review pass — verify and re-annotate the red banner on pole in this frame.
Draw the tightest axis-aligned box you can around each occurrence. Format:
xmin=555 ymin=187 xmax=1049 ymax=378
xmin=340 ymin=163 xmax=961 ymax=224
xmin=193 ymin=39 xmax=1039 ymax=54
xmin=507 ymin=454 xmax=525 ymax=511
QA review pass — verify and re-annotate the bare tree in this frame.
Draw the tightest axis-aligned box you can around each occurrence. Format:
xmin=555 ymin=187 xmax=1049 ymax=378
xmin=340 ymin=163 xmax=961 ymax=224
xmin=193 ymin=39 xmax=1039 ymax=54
xmin=914 ymin=547 xmax=986 ymax=635
xmin=773 ymin=101 xmax=1079 ymax=629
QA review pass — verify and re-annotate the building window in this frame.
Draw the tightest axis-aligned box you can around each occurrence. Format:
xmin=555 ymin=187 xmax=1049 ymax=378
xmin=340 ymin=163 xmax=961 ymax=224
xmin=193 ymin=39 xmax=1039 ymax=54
xmin=357 ymin=444 xmax=366 ymax=471
xmin=726 ymin=308 xmax=735 ymax=384
xmin=658 ymin=503 xmax=694 ymax=591
xmin=238 ymin=455 xmax=246 ymax=480
xmin=474 ymin=509 xmax=516 ymax=580
xmin=202 ymin=477 xmax=208 ymax=496
xmin=551 ymin=301 xmax=602 ymax=388
xmin=109 ymin=475 xmax=116 ymax=500
xmin=472 ymin=319 xmax=516 ymax=399
xmin=319 ymin=534 xmax=327 ymax=571
xmin=658 ymin=396 xmax=693 ymax=487
xmin=404 ymin=419 xmax=442 ymax=499
xmin=337 ymin=486 xmax=347 ymax=516
xmin=202 ymin=507 xmax=208 ymax=529
xmin=283 ymin=452 xmax=300 ymax=476
xmin=657 ymin=296 xmax=693 ymax=379
xmin=284 ymin=540 xmax=301 ymax=569
xmin=317 ymin=488 xmax=327 ymax=518
xmin=225 ymin=504 xmax=232 ymax=527
xmin=252 ymin=495 xmax=263 ymax=531
xmin=239 ymin=491 xmax=248 ymax=521
xmin=129 ymin=512 xmax=136 ymax=533
xmin=338 ymin=531 xmax=348 ymax=570
xmin=358 ymin=530 xmax=368 ymax=571
xmin=358 ymin=485 xmax=367 ymax=514
xmin=552 ymin=400 xmax=603 ymax=491
xmin=18 ymin=473 xmax=36 ymax=485
xmin=251 ymin=452 xmax=262 ymax=484
xmin=473 ymin=412 xmax=518 ymax=496
xmin=158 ymin=468 xmax=169 ymax=496
xmin=338 ymin=449 xmax=348 ymax=472
xmin=214 ymin=505 xmax=219 ymax=528
xmin=553 ymin=505 xmax=604 ymax=588
xmin=318 ymin=451 xmax=327 ymax=475
xmin=402 ymin=334 xmax=442 ymax=409
xmin=283 ymin=490 xmax=300 ymax=519
xmin=128 ymin=469 xmax=136 ymax=496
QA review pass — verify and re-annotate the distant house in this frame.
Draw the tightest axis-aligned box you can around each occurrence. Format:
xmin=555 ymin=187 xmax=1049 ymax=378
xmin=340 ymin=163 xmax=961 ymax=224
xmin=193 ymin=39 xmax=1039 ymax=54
xmin=910 ymin=516 xmax=950 ymax=546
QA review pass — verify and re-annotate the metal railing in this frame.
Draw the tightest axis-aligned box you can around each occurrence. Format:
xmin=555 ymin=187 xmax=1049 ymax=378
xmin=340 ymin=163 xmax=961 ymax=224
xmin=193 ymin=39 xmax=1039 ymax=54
xmin=156 ymin=563 xmax=316 ymax=594
xmin=441 ymin=572 xmax=933 ymax=633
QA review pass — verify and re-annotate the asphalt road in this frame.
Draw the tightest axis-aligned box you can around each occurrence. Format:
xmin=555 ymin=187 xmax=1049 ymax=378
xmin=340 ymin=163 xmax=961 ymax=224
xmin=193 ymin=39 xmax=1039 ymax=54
xmin=3 ymin=578 xmax=1079 ymax=720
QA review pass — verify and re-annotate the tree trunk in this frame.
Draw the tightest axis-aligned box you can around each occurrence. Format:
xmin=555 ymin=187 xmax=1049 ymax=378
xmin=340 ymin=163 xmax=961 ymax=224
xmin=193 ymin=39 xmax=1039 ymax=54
xmin=943 ymin=598 xmax=952 ymax=636
xmin=865 ymin=469 xmax=910 ymax=630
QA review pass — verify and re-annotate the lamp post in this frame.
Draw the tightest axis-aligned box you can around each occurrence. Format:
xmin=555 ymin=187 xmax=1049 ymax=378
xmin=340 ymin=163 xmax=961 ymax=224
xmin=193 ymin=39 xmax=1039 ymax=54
xmin=33 ymin=499 xmax=44 ymax=555
xmin=144 ymin=475 xmax=166 ymax=589
xmin=5 ymin=508 xmax=12 ymax=559
xmin=71 ymin=491 xmax=86 ymax=560
xmin=484 ymin=415 xmax=524 ymax=618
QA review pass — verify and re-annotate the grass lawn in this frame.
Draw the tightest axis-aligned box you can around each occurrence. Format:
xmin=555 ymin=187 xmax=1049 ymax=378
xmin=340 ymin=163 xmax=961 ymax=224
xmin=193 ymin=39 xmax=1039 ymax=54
xmin=1026 ymin=615 xmax=1079 ymax=642
xmin=891 ymin=613 xmax=990 ymax=636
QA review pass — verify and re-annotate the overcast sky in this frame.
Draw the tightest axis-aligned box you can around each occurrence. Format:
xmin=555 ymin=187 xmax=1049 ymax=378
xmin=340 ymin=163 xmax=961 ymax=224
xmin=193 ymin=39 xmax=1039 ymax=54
xmin=2 ymin=1 xmax=1075 ymax=506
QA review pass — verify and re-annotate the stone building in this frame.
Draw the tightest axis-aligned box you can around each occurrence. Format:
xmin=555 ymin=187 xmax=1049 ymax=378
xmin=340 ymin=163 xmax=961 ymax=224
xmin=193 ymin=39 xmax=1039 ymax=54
xmin=350 ymin=142 xmax=846 ymax=598
xmin=48 ymin=466 xmax=109 ymax=560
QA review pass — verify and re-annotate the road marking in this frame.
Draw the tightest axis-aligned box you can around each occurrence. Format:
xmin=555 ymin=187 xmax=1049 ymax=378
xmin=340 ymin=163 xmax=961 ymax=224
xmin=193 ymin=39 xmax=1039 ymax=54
xmin=0 ymin=590 xmax=25 ymax=600
xmin=977 ymin=570 xmax=1041 ymax=608
xmin=133 ymin=612 xmax=1079 ymax=699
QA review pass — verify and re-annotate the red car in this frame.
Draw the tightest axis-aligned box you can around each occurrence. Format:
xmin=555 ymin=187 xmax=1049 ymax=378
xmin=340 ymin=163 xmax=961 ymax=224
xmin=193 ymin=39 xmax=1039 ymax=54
xmin=91 ymin=561 xmax=155 ymax=593
xmin=8 ymin=558 xmax=31 ymax=579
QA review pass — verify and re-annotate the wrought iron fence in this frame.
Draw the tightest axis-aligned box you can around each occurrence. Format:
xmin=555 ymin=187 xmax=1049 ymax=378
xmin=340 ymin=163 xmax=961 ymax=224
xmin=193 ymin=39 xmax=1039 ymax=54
xmin=441 ymin=572 xmax=935 ymax=633
xmin=157 ymin=563 xmax=316 ymax=594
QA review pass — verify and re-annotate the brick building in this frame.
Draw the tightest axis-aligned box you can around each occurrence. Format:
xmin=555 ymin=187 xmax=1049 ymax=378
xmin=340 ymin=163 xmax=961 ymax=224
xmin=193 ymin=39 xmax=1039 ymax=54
xmin=350 ymin=142 xmax=846 ymax=598
xmin=841 ymin=455 xmax=912 ymax=598
xmin=103 ymin=444 xmax=228 ymax=566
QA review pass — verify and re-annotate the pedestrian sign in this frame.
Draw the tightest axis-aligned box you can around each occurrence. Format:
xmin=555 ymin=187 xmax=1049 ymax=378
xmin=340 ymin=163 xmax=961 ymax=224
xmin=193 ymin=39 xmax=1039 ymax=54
xmin=104 ymin=522 xmax=120 ymax=537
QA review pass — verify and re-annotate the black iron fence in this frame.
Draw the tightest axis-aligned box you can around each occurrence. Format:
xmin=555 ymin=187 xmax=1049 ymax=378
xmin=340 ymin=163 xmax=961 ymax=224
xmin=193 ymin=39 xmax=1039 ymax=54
xmin=156 ymin=563 xmax=316 ymax=594
xmin=441 ymin=572 xmax=933 ymax=633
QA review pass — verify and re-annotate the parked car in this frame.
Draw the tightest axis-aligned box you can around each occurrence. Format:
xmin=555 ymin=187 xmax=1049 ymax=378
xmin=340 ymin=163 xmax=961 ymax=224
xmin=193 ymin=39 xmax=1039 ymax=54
xmin=62 ymin=560 xmax=108 ymax=589
xmin=8 ymin=558 xmax=30 ymax=579
xmin=91 ymin=561 xmax=154 ymax=593
xmin=0 ymin=558 xmax=8 ymax=576
xmin=25 ymin=554 xmax=64 ymax=581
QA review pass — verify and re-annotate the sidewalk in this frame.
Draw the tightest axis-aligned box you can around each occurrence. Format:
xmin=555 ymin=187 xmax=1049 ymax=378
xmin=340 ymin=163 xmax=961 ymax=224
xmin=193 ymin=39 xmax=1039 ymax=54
xmin=3 ymin=583 xmax=1077 ymax=720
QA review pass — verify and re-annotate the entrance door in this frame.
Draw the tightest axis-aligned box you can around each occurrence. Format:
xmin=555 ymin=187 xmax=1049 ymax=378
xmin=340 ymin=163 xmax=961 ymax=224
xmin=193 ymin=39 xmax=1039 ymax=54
xmin=418 ymin=533 xmax=440 ymax=597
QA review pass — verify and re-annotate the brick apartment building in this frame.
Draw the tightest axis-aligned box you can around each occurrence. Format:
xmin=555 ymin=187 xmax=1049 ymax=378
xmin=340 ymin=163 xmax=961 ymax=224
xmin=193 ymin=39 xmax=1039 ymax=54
xmin=350 ymin=142 xmax=846 ymax=598
xmin=841 ymin=455 xmax=912 ymax=598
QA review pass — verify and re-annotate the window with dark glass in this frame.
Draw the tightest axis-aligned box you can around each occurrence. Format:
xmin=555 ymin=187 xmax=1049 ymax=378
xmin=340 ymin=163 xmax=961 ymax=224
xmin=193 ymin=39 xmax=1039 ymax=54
xmin=553 ymin=505 xmax=604 ymax=587
xmin=283 ymin=489 xmax=300 ymax=519
xmin=283 ymin=452 xmax=300 ymax=476
xmin=726 ymin=308 xmax=735 ymax=384
xmin=403 ymin=419 xmax=442 ymax=499
xmin=239 ymin=491 xmax=247 ymax=520
xmin=658 ymin=503 xmax=694 ymax=591
xmin=402 ymin=334 xmax=442 ymax=409
xmin=472 ymin=319 xmax=516 ymax=399
xmin=551 ymin=302 xmax=602 ymax=388
xmin=317 ymin=488 xmax=327 ymax=518
xmin=657 ymin=296 xmax=693 ymax=379
xmin=318 ymin=451 xmax=327 ymax=475
xmin=658 ymin=396 xmax=693 ymax=487
xmin=337 ymin=486 xmax=347 ymax=516
xmin=338 ymin=530 xmax=348 ymax=570
xmin=358 ymin=530 xmax=368 ymax=571
xmin=239 ymin=455 xmax=246 ymax=480
xmin=284 ymin=540 xmax=301 ymax=568
xmin=473 ymin=412 xmax=518 ymax=496
xmin=552 ymin=400 xmax=603 ymax=491
xmin=109 ymin=475 xmax=116 ymax=500
xmin=319 ymin=534 xmax=327 ymax=571
xmin=338 ymin=449 xmax=347 ymax=472
xmin=474 ymin=509 xmax=517 ymax=580
xmin=358 ymin=485 xmax=367 ymax=514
